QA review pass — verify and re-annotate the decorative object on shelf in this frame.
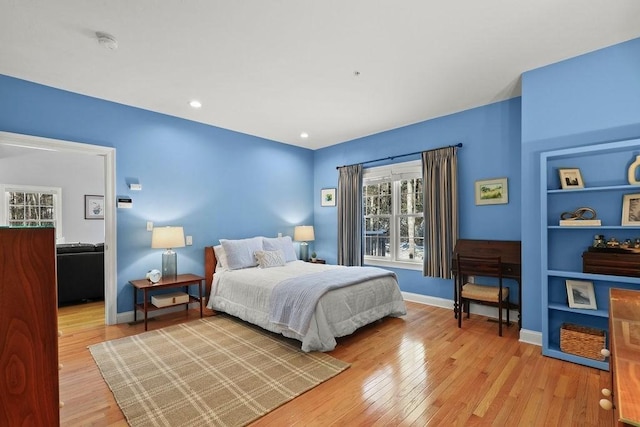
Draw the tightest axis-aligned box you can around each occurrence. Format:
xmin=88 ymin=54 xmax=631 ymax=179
xmin=294 ymin=225 xmax=315 ymax=261
xmin=566 ymin=279 xmax=597 ymax=310
xmin=151 ymin=226 xmax=185 ymax=279
xmin=592 ymin=234 xmax=606 ymax=248
xmin=559 ymin=207 xmax=601 ymax=226
xmin=321 ymin=188 xmax=336 ymax=207
xmin=628 ymin=154 xmax=640 ymax=184
xmin=310 ymin=251 xmax=317 ymax=262
xmin=84 ymin=194 xmax=105 ymax=219
xmin=583 ymin=249 xmax=640 ymax=277
xmin=621 ymin=193 xmax=640 ymax=226
xmin=474 ymin=177 xmax=508 ymax=205
xmin=558 ymin=168 xmax=584 ymax=189
xmin=560 ymin=323 xmax=606 ymax=361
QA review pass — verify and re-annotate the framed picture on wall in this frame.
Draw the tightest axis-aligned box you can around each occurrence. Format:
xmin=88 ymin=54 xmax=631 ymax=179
xmin=321 ymin=188 xmax=336 ymax=207
xmin=474 ymin=177 xmax=508 ymax=205
xmin=85 ymin=195 xmax=104 ymax=220
xmin=566 ymin=280 xmax=596 ymax=310
xmin=558 ymin=168 xmax=584 ymax=189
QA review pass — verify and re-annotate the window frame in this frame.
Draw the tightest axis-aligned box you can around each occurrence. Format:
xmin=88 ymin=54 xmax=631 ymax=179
xmin=363 ymin=160 xmax=423 ymax=271
xmin=1 ymin=184 xmax=63 ymax=240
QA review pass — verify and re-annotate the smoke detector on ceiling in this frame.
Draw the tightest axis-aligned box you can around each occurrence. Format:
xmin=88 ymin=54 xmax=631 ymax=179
xmin=96 ymin=31 xmax=118 ymax=50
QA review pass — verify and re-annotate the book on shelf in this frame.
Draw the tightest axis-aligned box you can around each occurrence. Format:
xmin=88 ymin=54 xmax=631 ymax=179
xmin=559 ymin=219 xmax=602 ymax=226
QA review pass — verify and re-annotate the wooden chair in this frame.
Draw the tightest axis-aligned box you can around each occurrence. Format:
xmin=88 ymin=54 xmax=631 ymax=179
xmin=456 ymin=254 xmax=510 ymax=336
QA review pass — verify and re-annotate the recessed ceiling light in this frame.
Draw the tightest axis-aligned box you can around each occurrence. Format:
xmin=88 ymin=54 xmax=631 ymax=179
xmin=300 ymin=132 xmax=309 ymax=139
xmin=189 ymin=100 xmax=202 ymax=109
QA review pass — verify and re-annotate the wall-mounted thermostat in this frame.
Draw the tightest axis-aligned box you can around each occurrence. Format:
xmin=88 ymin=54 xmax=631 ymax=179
xmin=117 ymin=197 xmax=132 ymax=208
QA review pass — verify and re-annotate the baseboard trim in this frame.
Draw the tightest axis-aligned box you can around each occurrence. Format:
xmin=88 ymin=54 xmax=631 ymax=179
xmin=402 ymin=291 xmax=541 ymax=347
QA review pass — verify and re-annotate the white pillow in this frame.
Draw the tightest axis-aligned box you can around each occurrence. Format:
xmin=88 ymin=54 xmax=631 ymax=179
xmin=263 ymin=236 xmax=298 ymax=262
xmin=220 ymin=237 xmax=264 ymax=270
xmin=254 ymin=249 xmax=286 ymax=268
xmin=213 ymin=245 xmax=229 ymax=270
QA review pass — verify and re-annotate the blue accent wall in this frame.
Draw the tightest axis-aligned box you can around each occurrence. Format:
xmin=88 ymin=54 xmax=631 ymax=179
xmin=313 ymin=98 xmax=522 ymax=300
xmin=0 ymin=75 xmax=314 ymax=313
xmin=521 ymin=37 xmax=640 ymax=332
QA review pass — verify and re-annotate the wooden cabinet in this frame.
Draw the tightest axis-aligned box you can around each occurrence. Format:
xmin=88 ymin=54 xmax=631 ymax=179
xmin=607 ymin=288 xmax=640 ymax=426
xmin=541 ymin=138 xmax=640 ymax=370
xmin=0 ymin=227 xmax=59 ymax=426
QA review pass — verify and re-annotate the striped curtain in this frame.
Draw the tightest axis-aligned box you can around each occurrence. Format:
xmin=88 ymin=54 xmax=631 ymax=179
xmin=337 ymin=164 xmax=363 ymax=266
xmin=422 ymin=146 xmax=458 ymax=278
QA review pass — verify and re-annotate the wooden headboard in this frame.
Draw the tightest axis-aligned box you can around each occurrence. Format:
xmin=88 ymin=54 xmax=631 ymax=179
xmin=204 ymin=246 xmax=217 ymax=299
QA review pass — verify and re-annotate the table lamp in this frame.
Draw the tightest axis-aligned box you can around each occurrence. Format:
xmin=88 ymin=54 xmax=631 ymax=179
xmin=151 ymin=226 xmax=185 ymax=279
xmin=294 ymin=225 xmax=315 ymax=261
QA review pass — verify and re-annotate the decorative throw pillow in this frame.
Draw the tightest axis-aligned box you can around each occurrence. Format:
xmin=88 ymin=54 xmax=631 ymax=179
xmin=213 ymin=245 xmax=229 ymax=270
xmin=263 ymin=236 xmax=297 ymax=262
xmin=254 ymin=249 xmax=287 ymax=268
xmin=220 ymin=237 xmax=264 ymax=270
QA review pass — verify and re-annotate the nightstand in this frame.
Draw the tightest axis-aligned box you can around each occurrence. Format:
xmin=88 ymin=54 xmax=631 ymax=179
xmin=130 ymin=273 xmax=205 ymax=331
xmin=309 ymin=259 xmax=326 ymax=264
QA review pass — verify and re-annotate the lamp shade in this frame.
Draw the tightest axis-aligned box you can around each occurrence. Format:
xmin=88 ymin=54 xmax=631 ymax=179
xmin=294 ymin=225 xmax=315 ymax=242
xmin=151 ymin=226 xmax=185 ymax=249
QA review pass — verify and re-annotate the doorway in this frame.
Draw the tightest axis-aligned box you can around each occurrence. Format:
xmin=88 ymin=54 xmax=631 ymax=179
xmin=0 ymin=131 xmax=116 ymax=325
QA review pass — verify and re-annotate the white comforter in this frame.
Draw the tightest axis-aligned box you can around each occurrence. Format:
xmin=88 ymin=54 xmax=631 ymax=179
xmin=206 ymin=261 xmax=406 ymax=352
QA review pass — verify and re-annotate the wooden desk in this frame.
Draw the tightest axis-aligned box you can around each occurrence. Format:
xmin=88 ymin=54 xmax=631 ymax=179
xmin=608 ymin=288 xmax=640 ymax=426
xmin=130 ymin=273 xmax=205 ymax=331
xmin=451 ymin=239 xmax=522 ymax=328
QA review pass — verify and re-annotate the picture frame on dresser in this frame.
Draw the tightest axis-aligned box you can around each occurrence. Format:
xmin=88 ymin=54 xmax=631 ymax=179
xmin=621 ymin=193 xmax=640 ymax=225
xmin=558 ymin=168 xmax=584 ymax=189
xmin=566 ymin=280 xmax=597 ymax=310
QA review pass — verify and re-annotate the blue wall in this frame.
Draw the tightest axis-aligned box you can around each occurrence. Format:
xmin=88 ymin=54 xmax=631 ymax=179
xmin=520 ymin=37 xmax=640 ymax=332
xmin=3 ymin=36 xmax=638 ymax=329
xmin=313 ymin=98 xmax=522 ymax=301
xmin=0 ymin=75 xmax=314 ymax=313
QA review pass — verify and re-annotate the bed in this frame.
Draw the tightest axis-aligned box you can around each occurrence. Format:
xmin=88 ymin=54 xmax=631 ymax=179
xmin=204 ymin=236 xmax=406 ymax=352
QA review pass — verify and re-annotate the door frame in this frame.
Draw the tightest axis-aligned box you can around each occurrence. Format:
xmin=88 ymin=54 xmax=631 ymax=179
xmin=0 ymin=131 xmax=117 ymax=325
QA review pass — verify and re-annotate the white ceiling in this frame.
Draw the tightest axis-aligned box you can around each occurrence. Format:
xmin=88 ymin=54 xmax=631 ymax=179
xmin=1 ymin=1 xmax=639 ymax=150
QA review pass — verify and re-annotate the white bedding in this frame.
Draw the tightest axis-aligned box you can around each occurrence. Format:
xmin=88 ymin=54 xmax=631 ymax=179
xmin=206 ymin=260 xmax=406 ymax=352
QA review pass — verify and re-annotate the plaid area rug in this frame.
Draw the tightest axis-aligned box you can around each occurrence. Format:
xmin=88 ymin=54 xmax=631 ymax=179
xmin=89 ymin=315 xmax=349 ymax=427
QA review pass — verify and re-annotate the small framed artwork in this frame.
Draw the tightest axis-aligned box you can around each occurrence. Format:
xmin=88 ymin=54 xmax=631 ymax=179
xmin=474 ymin=177 xmax=508 ymax=205
xmin=622 ymin=193 xmax=640 ymax=226
xmin=558 ymin=168 xmax=584 ymax=189
xmin=85 ymin=195 xmax=105 ymax=220
xmin=566 ymin=280 xmax=597 ymax=310
xmin=321 ymin=188 xmax=336 ymax=207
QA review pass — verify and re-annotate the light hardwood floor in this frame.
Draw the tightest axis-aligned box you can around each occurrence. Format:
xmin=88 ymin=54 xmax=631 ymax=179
xmin=58 ymin=301 xmax=613 ymax=426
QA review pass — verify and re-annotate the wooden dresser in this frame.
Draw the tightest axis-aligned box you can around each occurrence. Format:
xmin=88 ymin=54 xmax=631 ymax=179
xmin=607 ymin=288 xmax=640 ymax=426
xmin=0 ymin=227 xmax=60 ymax=426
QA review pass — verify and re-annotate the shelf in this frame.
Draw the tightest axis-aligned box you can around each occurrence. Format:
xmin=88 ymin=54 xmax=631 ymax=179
xmin=136 ymin=295 xmax=200 ymax=312
xmin=548 ymin=225 xmax=640 ymax=230
xmin=541 ymin=139 xmax=640 ymax=371
xmin=547 ymin=270 xmax=640 ymax=284
xmin=547 ymin=184 xmax=640 ymax=194
xmin=543 ymin=347 xmax=609 ymax=371
xmin=547 ymin=302 xmax=608 ymax=318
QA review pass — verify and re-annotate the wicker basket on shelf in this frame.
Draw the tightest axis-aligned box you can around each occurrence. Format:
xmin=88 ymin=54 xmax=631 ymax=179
xmin=560 ymin=323 xmax=606 ymax=361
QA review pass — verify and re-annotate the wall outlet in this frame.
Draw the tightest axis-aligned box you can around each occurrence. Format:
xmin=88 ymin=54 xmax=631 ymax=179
xmin=146 ymin=221 xmax=153 ymax=231
xmin=186 ymin=235 xmax=193 ymax=246
xmin=277 ymin=232 xmax=282 ymax=238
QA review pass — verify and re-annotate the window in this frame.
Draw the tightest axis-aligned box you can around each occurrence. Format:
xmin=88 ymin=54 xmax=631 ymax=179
xmin=1 ymin=184 xmax=62 ymax=239
xmin=363 ymin=160 xmax=423 ymax=269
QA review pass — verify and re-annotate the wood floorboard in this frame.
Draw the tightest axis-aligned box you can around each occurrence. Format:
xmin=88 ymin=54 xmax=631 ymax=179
xmin=58 ymin=300 xmax=613 ymax=426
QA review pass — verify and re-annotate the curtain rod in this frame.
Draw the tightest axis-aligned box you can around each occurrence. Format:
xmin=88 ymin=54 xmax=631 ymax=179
xmin=336 ymin=143 xmax=463 ymax=170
